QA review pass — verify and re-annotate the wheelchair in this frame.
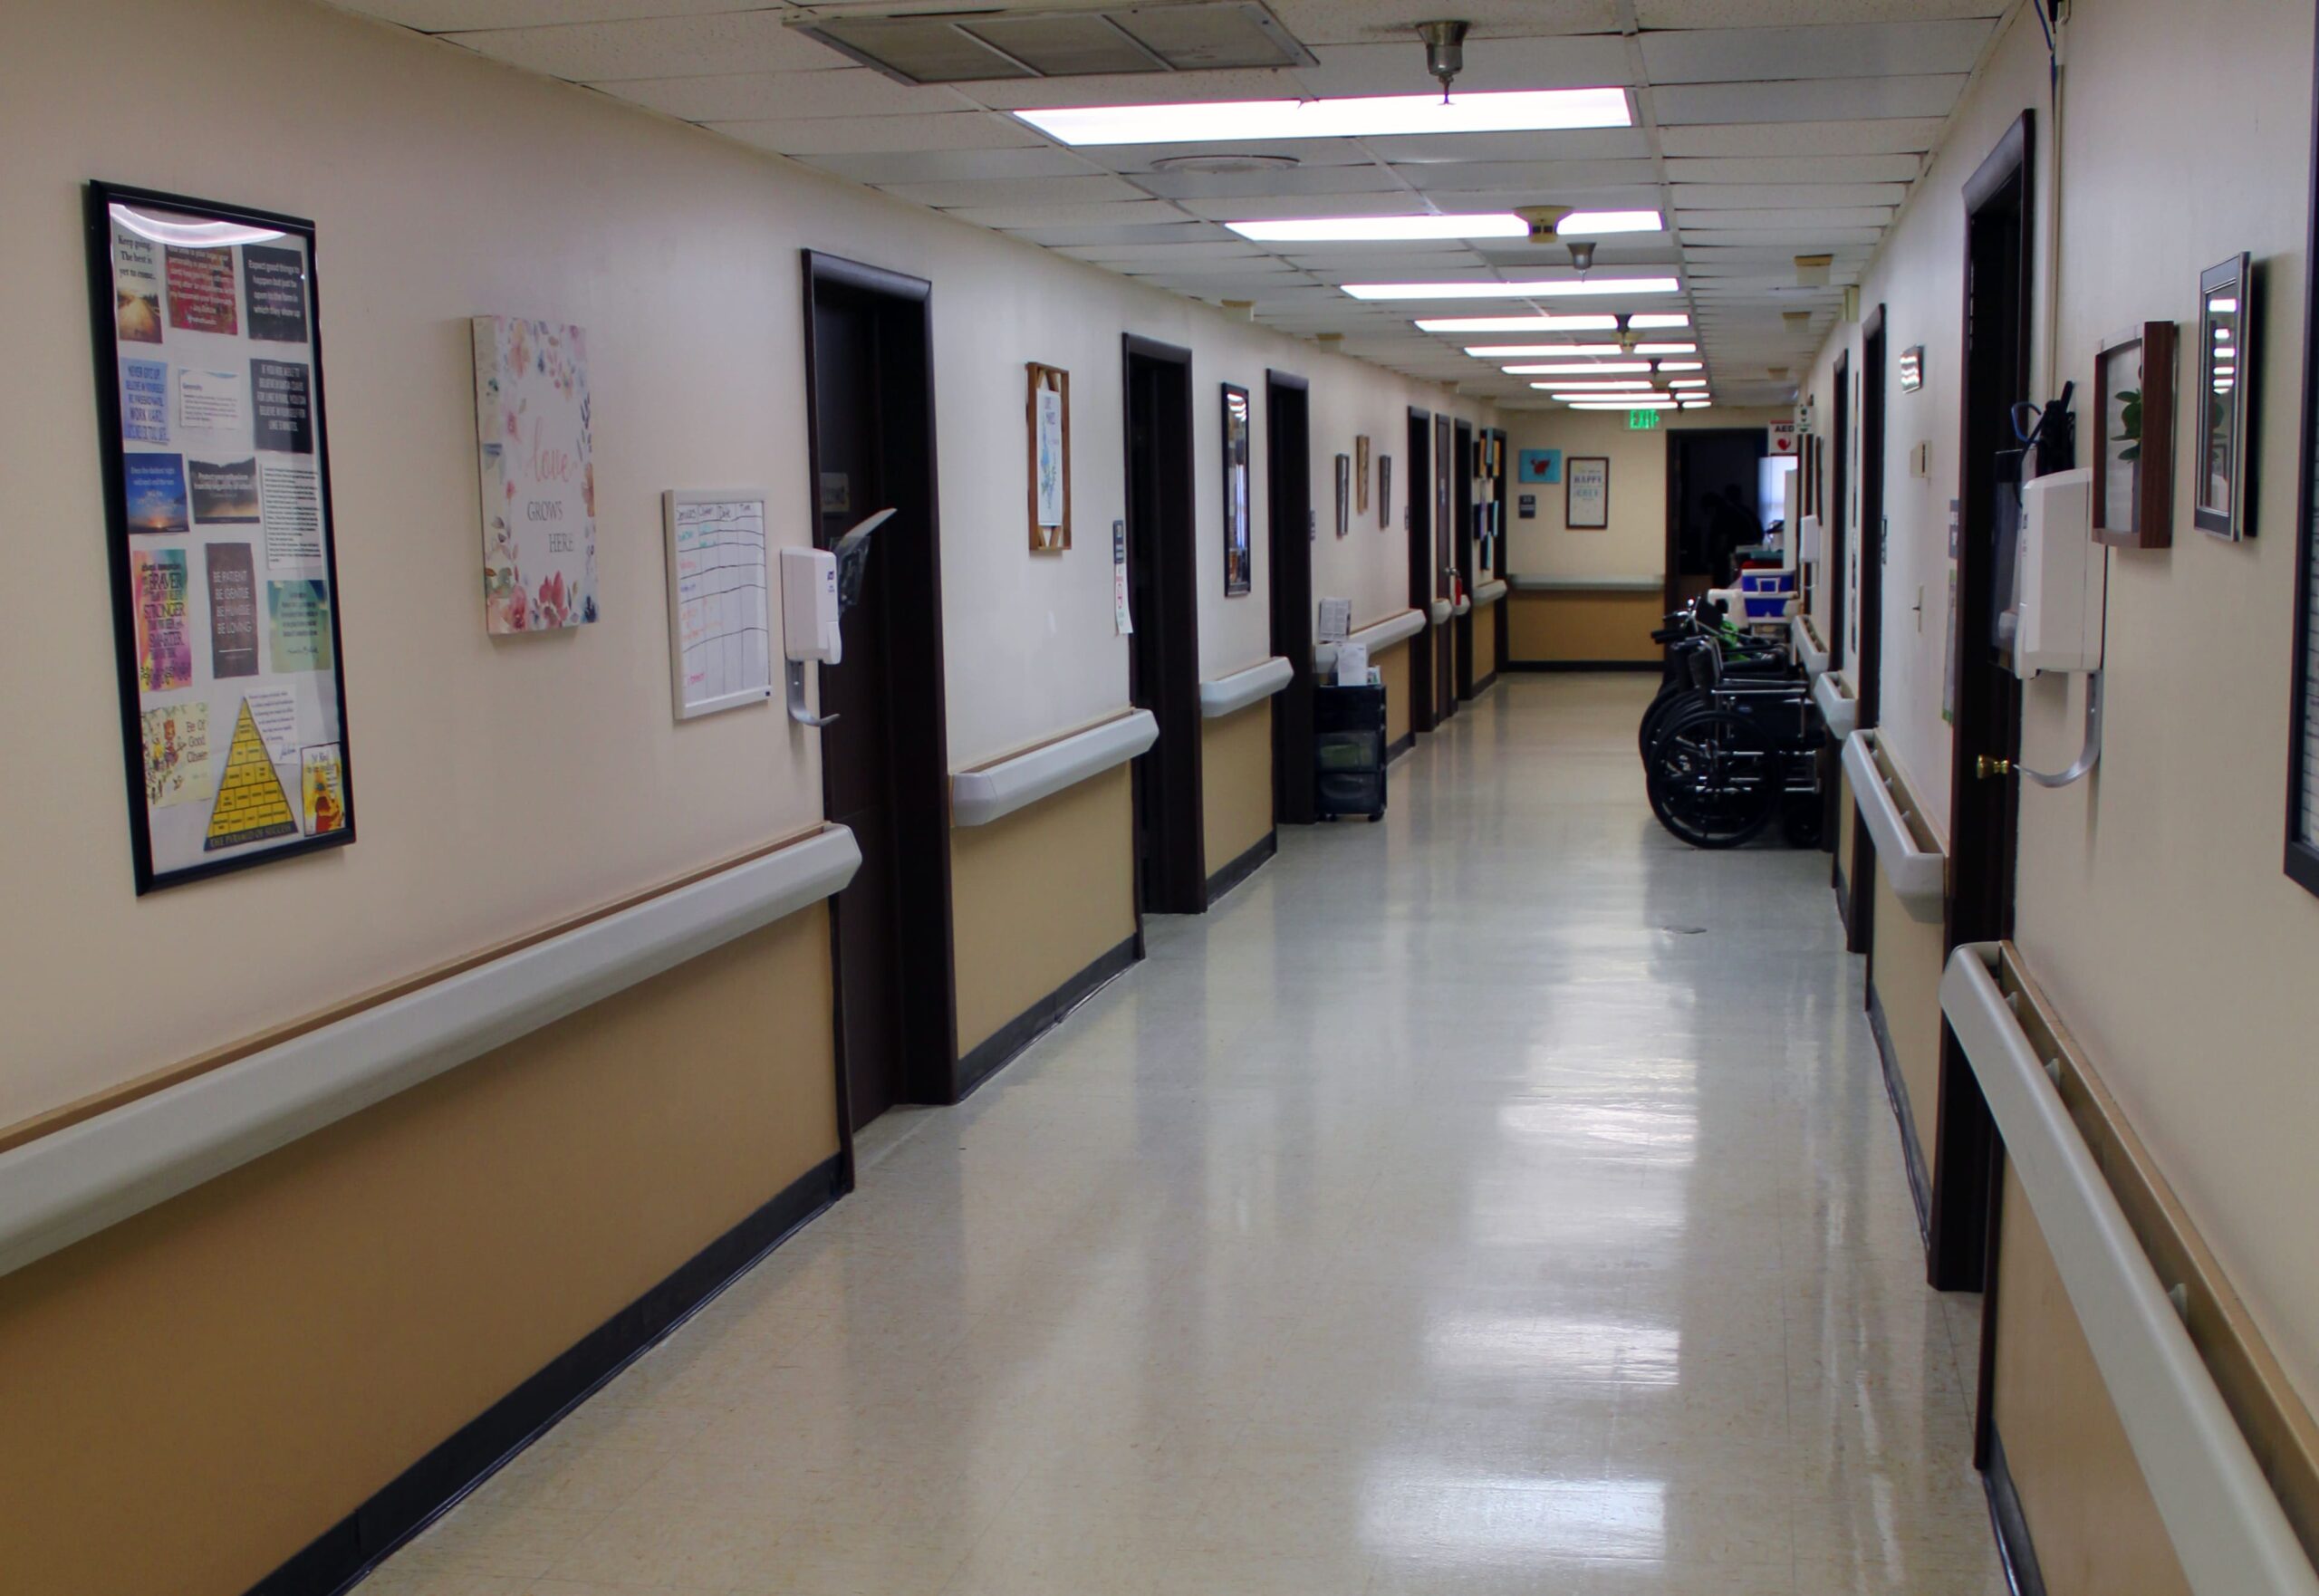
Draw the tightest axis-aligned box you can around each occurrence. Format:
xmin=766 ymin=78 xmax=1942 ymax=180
xmin=1640 ymin=599 xmax=1826 ymax=850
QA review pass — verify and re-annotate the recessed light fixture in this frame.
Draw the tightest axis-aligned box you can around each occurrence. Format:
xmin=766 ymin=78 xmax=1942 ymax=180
xmin=1679 ymin=399 xmax=1713 ymax=409
xmin=1654 ymin=361 xmax=1703 ymax=371
xmin=1223 ymin=208 xmax=1660 ymax=244
xmin=1528 ymin=379 xmax=1654 ymax=389
xmin=1568 ymin=399 xmax=1678 ymax=409
xmin=1013 ymin=86 xmax=1631 ymax=146
xmin=1465 ymin=343 xmax=1625 ymax=358
xmin=1634 ymin=342 xmax=1697 ymax=355
xmin=1504 ymin=361 xmax=1654 ymax=376
xmin=1628 ymin=312 xmax=1691 ymax=329
xmin=1344 ymin=276 xmax=1679 ymax=301
xmin=1668 ymin=379 xmax=1706 ymax=389
xmin=1417 ymin=314 xmax=1621 ymax=334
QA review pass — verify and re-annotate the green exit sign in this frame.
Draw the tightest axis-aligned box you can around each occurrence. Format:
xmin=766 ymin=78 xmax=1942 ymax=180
xmin=1629 ymin=409 xmax=1660 ymax=430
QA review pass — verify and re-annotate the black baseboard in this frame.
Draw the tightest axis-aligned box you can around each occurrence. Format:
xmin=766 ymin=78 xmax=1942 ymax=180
xmin=1505 ymin=659 xmax=1662 ymax=673
xmin=955 ymin=934 xmax=1139 ymax=1099
xmin=1868 ymin=980 xmax=1933 ymax=1243
xmin=1467 ymin=668 xmax=1498 ymax=696
xmin=255 ymin=1152 xmax=845 ymax=1596
xmin=1833 ymin=859 xmax=1854 ymax=940
xmin=1983 ymin=1429 xmax=2048 ymax=1596
xmin=1385 ymin=730 xmax=1415 ymax=763
xmin=1203 ymin=831 xmax=1276 ymax=907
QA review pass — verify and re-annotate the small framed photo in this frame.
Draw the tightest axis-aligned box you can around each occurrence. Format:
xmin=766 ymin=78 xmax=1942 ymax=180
xmin=1334 ymin=453 xmax=1351 ymax=536
xmin=1221 ymin=383 xmax=1252 ymax=595
xmin=1354 ymin=435 xmax=1371 ymax=514
xmin=1565 ymin=456 xmax=1610 ymax=529
xmin=1379 ymin=455 xmax=1392 ymax=529
xmin=1027 ymin=362 xmax=1071 ymax=553
xmin=2093 ymin=322 xmax=2176 ymax=549
xmin=2195 ymin=254 xmax=2253 ymax=541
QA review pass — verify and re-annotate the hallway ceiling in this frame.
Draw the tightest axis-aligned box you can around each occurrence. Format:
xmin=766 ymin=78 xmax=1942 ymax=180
xmin=340 ymin=0 xmax=2009 ymax=409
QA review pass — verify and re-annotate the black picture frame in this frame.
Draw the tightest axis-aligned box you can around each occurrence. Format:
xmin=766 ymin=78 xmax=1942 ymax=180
xmin=2196 ymin=251 xmax=2255 ymax=541
xmin=1379 ymin=454 xmax=1392 ymax=530
xmin=1565 ymin=455 xmax=1610 ymax=529
xmin=84 ymin=180 xmax=357 ymax=894
xmin=2285 ymin=34 xmax=2319 ymax=899
xmin=1221 ymin=382 xmax=1252 ymax=595
xmin=1334 ymin=452 xmax=1351 ymax=536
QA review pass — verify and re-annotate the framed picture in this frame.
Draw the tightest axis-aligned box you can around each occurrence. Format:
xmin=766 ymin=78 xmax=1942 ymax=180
xmin=2196 ymin=254 xmax=2252 ymax=540
xmin=1354 ymin=435 xmax=1371 ymax=514
xmin=476 ymin=316 xmax=596 ymax=632
xmin=1221 ymin=383 xmax=1251 ymax=596
xmin=1900 ymin=345 xmax=1925 ymax=391
xmin=1566 ymin=456 xmax=1610 ymax=528
xmin=1027 ymin=361 xmax=1071 ymax=552
xmin=1334 ymin=453 xmax=1351 ymax=536
xmin=1519 ymin=448 xmax=1562 ymax=484
xmin=85 ymin=181 xmax=356 ymax=893
xmin=2285 ymin=80 xmax=2319 ymax=898
xmin=1379 ymin=455 xmax=1392 ymax=529
xmin=2093 ymin=322 xmax=2177 ymax=549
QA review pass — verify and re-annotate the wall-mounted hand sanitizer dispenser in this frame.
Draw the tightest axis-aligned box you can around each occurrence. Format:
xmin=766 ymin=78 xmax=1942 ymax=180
xmin=2015 ymin=466 xmax=2102 ymax=676
xmin=780 ymin=545 xmax=842 ymax=666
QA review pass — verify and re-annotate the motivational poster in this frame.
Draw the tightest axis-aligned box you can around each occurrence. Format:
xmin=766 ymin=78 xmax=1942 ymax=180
xmin=165 ymin=245 xmax=238 ymax=334
xmin=91 ymin=185 xmax=352 ymax=889
xmin=474 ymin=316 xmax=595 ymax=633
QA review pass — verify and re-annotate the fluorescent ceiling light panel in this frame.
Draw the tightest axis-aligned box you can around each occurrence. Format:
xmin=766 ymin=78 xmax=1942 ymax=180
xmin=1465 ymin=343 xmax=1625 ymax=358
xmin=1528 ymin=379 xmax=1654 ymax=389
xmin=1570 ymin=399 xmax=1677 ymax=409
xmin=1227 ymin=214 xmax=1526 ymax=243
xmin=1668 ymin=379 xmax=1706 ymax=389
xmin=1655 ymin=361 xmax=1703 ymax=371
xmin=1014 ymin=87 xmax=1631 ymax=147
xmin=1344 ymin=276 xmax=1679 ymax=301
xmin=1559 ymin=209 xmax=1663 ymax=235
xmin=1628 ymin=312 xmax=1690 ymax=328
xmin=1634 ymin=342 xmax=1697 ymax=355
xmin=1418 ymin=314 xmax=1620 ymax=333
xmin=1504 ymin=361 xmax=1653 ymax=375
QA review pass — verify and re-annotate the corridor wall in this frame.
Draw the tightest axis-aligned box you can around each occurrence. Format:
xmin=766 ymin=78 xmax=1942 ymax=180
xmin=0 ymin=0 xmax=1475 ymax=1588
xmin=1805 ymin=1 xmax=2319 ymax=1588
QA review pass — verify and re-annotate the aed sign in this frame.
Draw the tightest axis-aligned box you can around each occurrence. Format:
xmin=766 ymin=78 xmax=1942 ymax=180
xmin=1768 ymin=419 xmax=1799 ymax=456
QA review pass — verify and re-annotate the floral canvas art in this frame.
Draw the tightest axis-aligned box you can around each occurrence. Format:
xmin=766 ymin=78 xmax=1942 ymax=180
xmin=475 ymin=316 xmax=596 ymax=633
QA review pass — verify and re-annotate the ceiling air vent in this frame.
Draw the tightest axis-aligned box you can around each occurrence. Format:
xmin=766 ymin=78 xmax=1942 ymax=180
xmin=793 ymin=3 xmax=1316 ymax=86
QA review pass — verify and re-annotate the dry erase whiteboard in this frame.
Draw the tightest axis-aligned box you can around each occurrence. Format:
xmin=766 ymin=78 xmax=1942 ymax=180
xmin=662 ymin=489 xmax=773 ymax=719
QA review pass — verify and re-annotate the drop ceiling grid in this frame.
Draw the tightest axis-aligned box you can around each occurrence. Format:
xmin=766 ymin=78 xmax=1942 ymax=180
xmin=335 ymin=0 xmax=2001 ymax=402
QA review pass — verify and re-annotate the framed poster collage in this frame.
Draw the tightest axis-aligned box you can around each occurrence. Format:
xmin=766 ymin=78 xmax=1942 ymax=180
xmin=86 ymin=181 xmax=354 ymax=894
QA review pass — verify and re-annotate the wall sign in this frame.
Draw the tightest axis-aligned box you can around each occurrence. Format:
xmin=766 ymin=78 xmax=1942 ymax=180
xmin=1900 ymin=345 xmax=1925 ymax=391
xmin=475 ymin=316 xmax=596 ymax=632
xmin=1518 ymin=493 xmax=1536 ymax=519
xmin=1518 ymin=447 xmax=1561 ymax=484
xmin=1628 ymin=409 xmax=1660 ymax=430
xmin=1565 ymin=456 xmax=1611 ymax=530
xmin=661 ymin=490 xmax=771 ymax=719
xmin=87 ymin=182 xmax=355 ymax=893
xmin=1767 ymin=419 xmax=1798 ymax=456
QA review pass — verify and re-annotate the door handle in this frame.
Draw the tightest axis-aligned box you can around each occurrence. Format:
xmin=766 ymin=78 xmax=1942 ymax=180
xmin=1976 ymin=755 xmax=2012 ymax=779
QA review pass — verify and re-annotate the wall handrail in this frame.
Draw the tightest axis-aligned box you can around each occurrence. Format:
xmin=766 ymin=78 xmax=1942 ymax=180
xmin=1813 ymin=669 xmax=1857 ymax=740
xmin=950 ymin=708 xmax=1157 ymax=827
xmin=1508 ymin=574 xmax=1662 ymax=592
xmin=1426 ymin=599 xmax=1452 ymax=626
xmin=1792 ymin=612 xmax=1831 ymax=678
xmin=0 ymin=824 xmax=862 ymax=1281
xmin=1941 ymin=942 xmax=2319 ymax=1596
xmin=1198 ymin=657 xmax=1291 ymax=720
xmin=1473 ymin=578 xmax=1508 ymax=606
xmin=1315 ymin=608 xmax=1426 ymax=672
xmin=1452 ymin=594 xmax=1472 ymax=616
xmin=1840 ymin=729 xmax=1943 ymax=911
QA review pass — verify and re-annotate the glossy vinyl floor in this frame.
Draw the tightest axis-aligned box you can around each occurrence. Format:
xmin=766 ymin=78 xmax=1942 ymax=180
xmin=370 ymin=673 xmax=2005 ymax=1596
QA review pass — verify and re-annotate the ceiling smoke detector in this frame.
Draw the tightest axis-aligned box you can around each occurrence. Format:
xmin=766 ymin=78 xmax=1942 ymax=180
xmin=1417 ymin=20 xmax=1469 ymax=101
xmin=1513 ymin=206 xmax=1595 ymax=273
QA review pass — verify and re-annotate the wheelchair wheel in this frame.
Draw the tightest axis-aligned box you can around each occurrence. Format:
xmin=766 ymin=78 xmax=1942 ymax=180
xmin=1638 ymin=686 xmax=1706 ymax=762
xmin=1646 ymin=704 xmax=1779 ymax=849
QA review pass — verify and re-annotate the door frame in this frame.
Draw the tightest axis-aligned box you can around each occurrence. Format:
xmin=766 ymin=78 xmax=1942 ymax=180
xmin=799 ymin=250 xmax=960 ymax=1162
xmin=1406 ymin=407 xmax=1439 ymax=735
xmin=1830 ymin=351 xmax=1852 ymax=671
xmin=1931 ymin=111 xmax=2035 ymax=1293
xmin=1433 ymin=413 xmax=1457 ymax=724
xmin=1453 ymin=418 xmax=1477 ymax=699
xmin=1266 ymin=370 xmax=1315 ymax=824
xmin=1121 ymin=334 xmax=1206 ymax=912
xmin=1846 ymin=305 xmax=1889 ymax=954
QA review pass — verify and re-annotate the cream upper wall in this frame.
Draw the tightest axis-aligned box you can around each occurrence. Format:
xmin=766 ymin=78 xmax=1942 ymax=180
xmin=1502 ymin=407 xmax=1787 ymax=581
xmin=1810 ymin=0 xmax=2319 ymax=1411
xmin=1308 ymin=370 xmax=1485 ymax=631
xmin=0 ymin=0 xmax=1463 ymax=1123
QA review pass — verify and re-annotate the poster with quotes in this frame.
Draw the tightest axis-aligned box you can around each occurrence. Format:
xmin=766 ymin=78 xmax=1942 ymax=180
xmin=473 ymin=315 xmax=595 ymax=633
xmin=88 ymin=183 xmax=354 ymax=891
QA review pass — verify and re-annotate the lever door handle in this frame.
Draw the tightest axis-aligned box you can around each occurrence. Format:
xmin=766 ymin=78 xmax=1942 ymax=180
xmin=1976 ymin=755 xmax=2013 ymax=779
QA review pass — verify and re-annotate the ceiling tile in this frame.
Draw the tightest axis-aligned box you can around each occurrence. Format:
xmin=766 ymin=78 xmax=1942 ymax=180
xmin=948 ymin=198 xmax=1189 ymax=227
xmin=1094 ymin=138 xmax=1379 ymax=171
xmin=1006 ymin=221 xmax=1235 ymax=245
xmin=1665 ymin=153 xmax=1922 ymax=183
xmin=1264 ymin=0 xmax=1619 ymax=44
xmin=1679 ymin=226 xmax=1885 ymax=246
xmin=1679 ymin=207 xmax=1895 ymax=230
xmin=708 ymin=112 xmax=1041 ymax=156
xmin=800 ymin=146 xmax=1105 ymax=183
xmin=955 ymin=67 xmax=1304 ymax=111
xmin=1653 ymin=77 xmax=1968 ymax=125
xmin=879 ymin=174 xmax=1151 ymax=207
xmin=1658 ymin=117 xmax=1946 ymax=155
xmin=1370 ymin=128 xmax=1654 ymax=163
xmin=1291 ymin=34 xmax=1633 ymax=97
xmin=1054 ymin=241 xmax=1273 ymax=263
xmin=1172 ymin=192 xmax=1431 ymax=221
xmin=1391 ymin=159 xmax=1660 ymax=193
xmin=1129 ymin=165 xmax=1402 ymax=201
xmin=1673 ymin=182 xmax=1905 ymax=207
xmin=440 ymin=11 xmax=837 ymax=82
xmin=343 ymin=0 xmax=769 ymax=29
xmin=1639 ymin=19 xmax=1995 ymax=83
xmin=1637 ymin=0 xmax=2003 ymax=24
xmin=608 ymin=67 xmax=973 ymax=121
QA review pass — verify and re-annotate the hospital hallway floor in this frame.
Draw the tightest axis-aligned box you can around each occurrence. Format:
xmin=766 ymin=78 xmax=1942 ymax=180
xmin=366 ymin=673 xmax=2007 ymax=1596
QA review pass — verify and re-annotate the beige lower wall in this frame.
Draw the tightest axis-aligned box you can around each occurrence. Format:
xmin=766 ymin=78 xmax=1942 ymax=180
xmin=1507 ymin=590 xmax=1664 ymax=664
xmin=1993 ymin=1160 xmax=2192 ymax=1595
xmin=1472 ymin=602 xmax=1499 ymax=680
xmin=1377 ymin=639 xmax=1412 ymax=748
xmin=1201 ymin=701 xmax=1274 ymax=879
xmin=1871 ymin=857 xmax=1947 ymax=1175
xmin=0 ymin=907 xmax=838 ymax=1596
xmin=949 ymin=764 xmax=1137 ymax=1053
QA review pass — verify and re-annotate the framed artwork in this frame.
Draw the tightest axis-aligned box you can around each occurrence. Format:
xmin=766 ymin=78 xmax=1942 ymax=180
xmin=1334 ymin=453 xmax=1351 ymax=536
xmin=476 ymin=316 xmax=596 ymax=632
xmin=2285 ymin=82 xmax=2319 ymax=898
xmin=1354 ymin=434 xmax=1371 ymax=514
xmin=1519 ymin=448 xmax=1562 ymax=484
xmin=1900 ymin=345 xmax=1925 ymax=391
xmin=662 ymin=490 xmax=772 ymax=719
xmin=1027 ymin=362 xmax=1072 ymax=552
xmin=2195 ymin=254 xmax=2253 ymax=541
xmin=1379 ymin=455 xmax=1392 ymax=529
xmin=1221 ymin=383 xmax=1252 ymax=596
xmin=1566 ymin=456 xmax=1610 ymax=528
xmin=2093 ymin=322 xmax=2177 ymax=549
xmin=85 ymin=181 xmax=355 ymax=892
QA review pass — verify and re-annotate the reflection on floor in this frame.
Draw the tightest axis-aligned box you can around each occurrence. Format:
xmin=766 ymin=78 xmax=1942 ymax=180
xmin=366 ymin=674 xmax=2004 ymax=1596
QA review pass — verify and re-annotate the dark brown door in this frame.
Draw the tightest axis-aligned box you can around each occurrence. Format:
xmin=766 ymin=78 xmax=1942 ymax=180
xmin=1406 ymin=408 xmax=1439 ymax=735
xmin=1930 ymin=111 xmax=2036 ymax=1293
xmin=1266 ymin=371 xmax=1314 ymax=824
xmin=802 ymin=253 xmax=957 ymax=1139
xmin=1123 ymin=336 xmax=1204 ymax=910
xmin=1830 ymin=351 xmax=1852 ymax=661
xmin=1848 ymin=306 xmax=1890 ymax=953
xmin=1453 ymin=419 xmax=1476 ymax=699
xmin=1432 ymin=415 xmax=1456 ymax=723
